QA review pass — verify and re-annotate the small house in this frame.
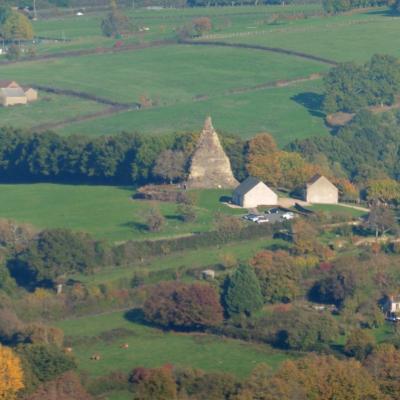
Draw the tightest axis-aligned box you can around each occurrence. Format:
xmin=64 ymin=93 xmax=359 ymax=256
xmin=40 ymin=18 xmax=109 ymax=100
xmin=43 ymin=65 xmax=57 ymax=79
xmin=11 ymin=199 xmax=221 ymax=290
xmin=384 ymin=295 xmax=400 ymax=317
xmin=0 ymin=88 xmax=28 ymax=106
xmin=201 ymin=269 xmax=215 ymax=280
xmin=23 ymin=87 xmax=38 ymax=102
xmin=233 ymin=177 xmax=278 ymax=208
xmin=306 ymin=175 xmax=338 ymax=204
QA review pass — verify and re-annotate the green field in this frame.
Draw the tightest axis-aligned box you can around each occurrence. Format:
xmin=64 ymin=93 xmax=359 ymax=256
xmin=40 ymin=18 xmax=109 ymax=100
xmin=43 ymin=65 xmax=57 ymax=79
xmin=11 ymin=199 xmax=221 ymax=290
xmin=224 ymin=10 xmax=400 ymax=63
xmin=309 ymin=203 xmax=368 ymax=218
xmin=58 ymin=79 xmax=328 ymax=145
xmin=0 ymin=45 xmax=327 ymax=105
xmin=0 ymin=7 xmax=397 ymax=144
xmin=0 ymin=184 xmax=244 ymax=242
xmin=57 ymin=311 xmax=292 ymax=378
xmin=30 ymin=4 xmax=323 ymax=52
xmin=72 ymin=236 xmax=288 ymax=287
xmin=0 ymin=94 xmax=105 ymax=130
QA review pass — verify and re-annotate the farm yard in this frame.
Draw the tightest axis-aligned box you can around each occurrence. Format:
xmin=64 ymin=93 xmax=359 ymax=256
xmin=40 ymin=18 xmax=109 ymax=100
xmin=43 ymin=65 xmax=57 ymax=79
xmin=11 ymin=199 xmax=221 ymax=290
xmin=0 ymin=6 xmax=398 ymax=143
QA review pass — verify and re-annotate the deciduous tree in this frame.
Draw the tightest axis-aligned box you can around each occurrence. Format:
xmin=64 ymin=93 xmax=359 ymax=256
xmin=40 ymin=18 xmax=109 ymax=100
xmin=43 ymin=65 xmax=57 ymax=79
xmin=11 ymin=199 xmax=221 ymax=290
xmin=0 ymin=344 xmax=24 ymax=399
xmin=344 ymin=328 xmax=375 ymax=361
xmin=153 ymin=150 xmax=186 ymax=183
xmin=143 ymin=282 xmax=223 ymax=329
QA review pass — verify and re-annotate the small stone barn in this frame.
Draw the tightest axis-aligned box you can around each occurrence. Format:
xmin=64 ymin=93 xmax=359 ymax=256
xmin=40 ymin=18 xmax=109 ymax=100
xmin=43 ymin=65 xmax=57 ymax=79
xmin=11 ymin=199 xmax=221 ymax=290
xmin=233 ymin=177 xmax=278 ymax=208
xmin=0 ymin=88 xmax=28 ymax=106
xmin=306 ymin=175 xmax=338 ymax=204
xmin=23 ymin=87 xmax=38 ymax=102
xmin=187 ymin=117 xmax=238 ymax=189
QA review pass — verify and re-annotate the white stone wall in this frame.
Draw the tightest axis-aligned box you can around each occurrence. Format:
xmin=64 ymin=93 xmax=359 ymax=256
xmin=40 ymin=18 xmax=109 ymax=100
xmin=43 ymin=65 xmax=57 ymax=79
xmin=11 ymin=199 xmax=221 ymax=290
xmin=306 ymin=177 xmax=338 ymax=204
xmin=242 ymin=183 xmax=278 ymax=208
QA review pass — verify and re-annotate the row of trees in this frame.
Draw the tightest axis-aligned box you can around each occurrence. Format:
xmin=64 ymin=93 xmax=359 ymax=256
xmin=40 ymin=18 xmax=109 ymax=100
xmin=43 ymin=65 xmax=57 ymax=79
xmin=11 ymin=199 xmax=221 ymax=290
xmin=322 ymin=0 xmax=386 ymax=13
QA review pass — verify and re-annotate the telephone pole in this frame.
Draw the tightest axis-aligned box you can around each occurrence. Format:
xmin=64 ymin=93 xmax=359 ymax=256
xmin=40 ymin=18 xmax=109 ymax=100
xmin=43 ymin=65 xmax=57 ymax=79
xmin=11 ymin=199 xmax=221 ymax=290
xmin=33 ymin=0 xmax=37 ymax=20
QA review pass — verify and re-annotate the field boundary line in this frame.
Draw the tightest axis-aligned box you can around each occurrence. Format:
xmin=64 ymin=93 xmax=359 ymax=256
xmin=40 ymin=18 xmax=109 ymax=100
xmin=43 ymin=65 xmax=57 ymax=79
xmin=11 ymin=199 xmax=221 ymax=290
xmin=0 ymin=39 xmax=176 ymax=66
xmin=31 ymin=84 xmax=140 ymax=108
xmin=31 ymin=106 xmax=132 ymax=132
xmin=33 ymin=72 xmax=323 ymax=132
xmin=180 ymin=39 xmax=338 ymax=66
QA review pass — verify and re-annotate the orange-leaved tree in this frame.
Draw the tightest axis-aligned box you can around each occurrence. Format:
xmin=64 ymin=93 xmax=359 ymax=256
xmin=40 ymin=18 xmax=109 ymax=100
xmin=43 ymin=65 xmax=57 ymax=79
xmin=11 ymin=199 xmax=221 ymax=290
xmin=0 ymin=344 xmax=24 ymax=399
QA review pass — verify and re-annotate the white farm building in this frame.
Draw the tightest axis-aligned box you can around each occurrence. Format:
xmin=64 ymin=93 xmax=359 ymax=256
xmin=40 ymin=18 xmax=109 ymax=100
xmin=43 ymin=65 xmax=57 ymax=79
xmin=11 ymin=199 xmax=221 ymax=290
xmin=232 ymin=177 xmax=278 ymax=208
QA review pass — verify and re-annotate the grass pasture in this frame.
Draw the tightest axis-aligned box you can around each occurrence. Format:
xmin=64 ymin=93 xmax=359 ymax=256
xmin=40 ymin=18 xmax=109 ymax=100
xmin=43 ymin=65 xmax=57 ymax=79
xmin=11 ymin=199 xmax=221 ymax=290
xmin=0 ymin=184 xmax=244 ymax=242
xmin=0 ymin=45 xmax=327 ymax=105
xmin=30 ymin=4 xmax=323 ymax=53
xmin=0 ymin=93 xmax=105 ymax=130
xmin=58 ymin=79 xmax=327 ymax=145
xmin=72 ymin=236 xmax=288 ymax=287
xmin=57 ymin=311 xmax=292 ymax=378
xmin=0 ymin=7 xmax=398 ymax=143
xmin=224 ymin=9 xmax=400 ymax=63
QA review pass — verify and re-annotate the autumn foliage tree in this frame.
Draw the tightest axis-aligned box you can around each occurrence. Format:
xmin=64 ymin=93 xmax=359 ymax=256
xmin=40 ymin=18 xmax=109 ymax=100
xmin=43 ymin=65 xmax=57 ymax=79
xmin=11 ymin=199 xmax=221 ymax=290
xmin=364 ymin=344 xmax=400 ymax=398
xmin=246 ymin=133 xmax=319 ymax=190
xmin=101 ymin=0 xmax=132 ymax=37
xmin=0 ymin=344 xmax=24 ymax=399
xmin=143 ymin=282 xmax=223 ymax=330
xmin=0 ymin=10 xmax=33 ymax=40
xmin=259 ymin=355 xmax=383 ymax=400
xmin=344 ymin=328 xmax=375 ymax=361
xmin=250 ymin=250 xmax=301 ymax=303
xmin=130 ymin=366 xmax=177 ymax=400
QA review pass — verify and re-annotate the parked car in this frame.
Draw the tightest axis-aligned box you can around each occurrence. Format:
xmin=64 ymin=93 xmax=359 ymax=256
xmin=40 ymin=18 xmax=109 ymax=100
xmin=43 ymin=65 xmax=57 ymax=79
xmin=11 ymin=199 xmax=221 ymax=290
xmin=282 ymin=212 xmax=294 ymax=220
xmin=243 ymin=214 xmax=261 ymax=222
xmin=265 ymin=208 xmax=280 ymax=215
xmin=256 ymin=217 xmax=270 ymax=224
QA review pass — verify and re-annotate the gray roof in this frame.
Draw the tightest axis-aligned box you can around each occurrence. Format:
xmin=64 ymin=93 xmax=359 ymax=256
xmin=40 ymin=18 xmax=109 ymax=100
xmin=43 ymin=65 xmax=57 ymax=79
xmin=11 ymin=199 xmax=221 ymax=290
xmin=0 ymin=88 xmax=26 ymax=97
xmin=233 ymin=176 xmax=262 ymax=196
xmin=307 ymin=174 xmax=323 ymax=185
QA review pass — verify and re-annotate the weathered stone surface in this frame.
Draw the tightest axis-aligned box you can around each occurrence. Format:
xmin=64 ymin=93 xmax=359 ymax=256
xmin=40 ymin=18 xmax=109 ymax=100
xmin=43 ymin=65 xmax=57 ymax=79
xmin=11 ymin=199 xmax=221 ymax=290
xmin=187 ymin=117 xmax=238 ymax=189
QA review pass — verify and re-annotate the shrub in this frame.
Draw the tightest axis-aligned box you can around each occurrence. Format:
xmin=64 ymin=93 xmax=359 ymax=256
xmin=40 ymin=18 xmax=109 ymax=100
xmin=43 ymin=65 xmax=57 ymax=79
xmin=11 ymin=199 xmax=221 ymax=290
xmin=345 ymin=329 xmax=375 ymax=361
xmin=143 ymin=282 xmax=223 ymax=330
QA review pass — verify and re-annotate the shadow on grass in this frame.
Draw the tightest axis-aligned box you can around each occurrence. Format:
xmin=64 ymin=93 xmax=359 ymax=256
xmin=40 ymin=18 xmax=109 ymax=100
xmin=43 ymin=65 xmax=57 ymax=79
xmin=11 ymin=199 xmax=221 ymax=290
xmin=120 ymin=221 xmax=148 ymax=231
xmin=291 ymin=92 xmax=325 ymax=119
xmin=365 ymin=8 xmax=397 ymax=16
xmin=219 ymin=195 xmax=232 ymax=203
xmin=165 ymin=214 xmax=182 ymax=222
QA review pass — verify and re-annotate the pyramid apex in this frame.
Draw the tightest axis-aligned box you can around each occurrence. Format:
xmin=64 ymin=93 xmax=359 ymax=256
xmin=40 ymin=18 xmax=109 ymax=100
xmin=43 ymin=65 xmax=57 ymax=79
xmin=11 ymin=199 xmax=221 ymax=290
xmin=203 ymin=116 xmax=214 ymax=132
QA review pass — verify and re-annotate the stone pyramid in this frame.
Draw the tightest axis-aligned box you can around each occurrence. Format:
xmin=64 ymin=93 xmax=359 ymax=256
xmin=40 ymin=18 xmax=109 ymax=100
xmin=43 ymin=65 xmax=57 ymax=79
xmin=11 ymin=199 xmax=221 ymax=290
xmin=187 ymin=117 xmax=239 ymax=189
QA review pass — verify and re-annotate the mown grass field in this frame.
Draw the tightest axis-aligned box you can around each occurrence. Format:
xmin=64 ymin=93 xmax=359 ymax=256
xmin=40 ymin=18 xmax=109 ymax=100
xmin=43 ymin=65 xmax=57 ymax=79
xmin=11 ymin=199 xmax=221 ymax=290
xmin=0 ymin=6 xmax=397 ymax=144
xmin=58 ymin=79 xmax=327 ymax=145
xmin=3 ymin=6 xmax=397 ymax=145
xmin=0 ymin=184 xmax=244 ymax=242
xmin=224 ymin=9 xmax=400 ymax=62
xmin=30 ymin=4 xmax=323 ymax=52
xmin=0 ymin=45 xmax=327 ymax=105
xmin=0 ymin=93 xmax=105 ymax=130
xmin=56 ymin=311 xmax=292 ymax=378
